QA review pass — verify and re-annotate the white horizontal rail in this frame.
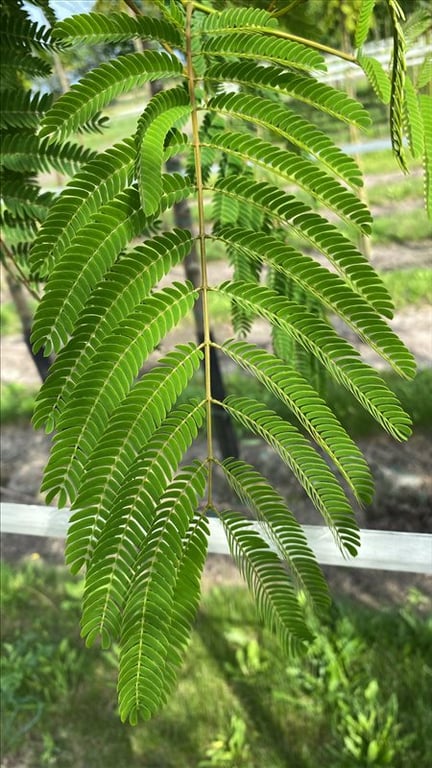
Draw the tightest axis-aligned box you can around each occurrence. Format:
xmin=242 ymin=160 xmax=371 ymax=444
xmin=319 ymin=39 xmax=431 ymax=84
xmin=1 ymin=503 xmax=431 ymax=574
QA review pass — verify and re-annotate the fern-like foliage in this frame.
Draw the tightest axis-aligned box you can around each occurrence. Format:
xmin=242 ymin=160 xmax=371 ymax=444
xmin=0 ymin=0 xmax=94 ymax=274
xmin=356 ymin=0 xmax=431 ymax=191
xmin=23 ymin=2 xmax=419 ymax=724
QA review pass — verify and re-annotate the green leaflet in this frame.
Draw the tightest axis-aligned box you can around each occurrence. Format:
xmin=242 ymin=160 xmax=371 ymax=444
xmin=205 ymin=61 xmax=371 ymax=130
xmin=221 ymin=458 xmax=330 ymax=611
xmin=67 ymin=399 xmax=205 ymax=579
xmin=201 ymin=31 xmax=326 ymax=73
xmin=403 ymin=75 xmax=424 ymax=159
xmin=220 ymin=395 xmax=360 ymax=556
xmin=200 ymin=7 xmax=278 ymax=33
xmin=388 ymin=0 xmax=408 ymax=171
xmin=207 ymin=92 xmax=362 ymax=187
xmin=357 ymin=53 xmax=391 ymax=104
xmin=221 ymin=511 xmax=313 ymax=656
xmin=41 ymin=283 xmax=197 ymax=507
xmin=210 ymin=175 xmax=393 ymax=317
xmin=33 ymin=229 xmax=195 ymax=431
xmin=0 ymin=134 xmax=97 ymax=175
xmin=39 ymin=51 xmax=184 ymax=143
xmin=118 ymin=461 xmax=208 ymax=723
xmin=355 ymin=0 xmax=377 ymax=49
xmin=0 ymin=90 xmax=52 ymax=129
xmin=52 ymin=12 xmax=183 ymax=48
xmin=0 ymin=181 xmax=54 ymax=222
xmin=218 ymin=281 xmax=414 ymax=439
xmin=203 ymin=130 xmax=372 ymax=233
xmin=420 ymin=94 xmax=432 ymax=220
xmin=30 ymin=138 xmax=136 ymax=276
xmin=221 ymin=339 xmax=373 ymax=504
xmin=213 ymin=226 xmax=412 ymax=376
xmin=31 ymin=187 xmax=148 ymax=356
xmin=135 ymin=87 xmax=191 ymax=216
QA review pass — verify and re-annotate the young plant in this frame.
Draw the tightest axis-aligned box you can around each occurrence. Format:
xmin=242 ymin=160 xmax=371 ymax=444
xmin=22 ymin=0 xmax=427 ymax=723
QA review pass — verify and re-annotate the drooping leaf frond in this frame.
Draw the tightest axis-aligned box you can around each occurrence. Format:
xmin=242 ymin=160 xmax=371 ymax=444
xmin=403 ymin=7 xmax=432 ymax=46
xmin=206 ymin=92 xmax=362 ymax=187
xmin=1 ymin=180 xmax=54 ymax=222
xmin=135 ymin=87 xmax=191 ymax=215
xmin=67 ymin=398 xmax=205 ymax=578
xmin=220 ymin=340 xmax=374 ymax=504
xmin=221 ymin=511 xmax=313 ymax=655
xmin=1 ymin=14 xmax=56 ymax=52
xmin=417 ymin=56 xmax=432 ymax=90
xmin=220 ymin=458 xmax=330 ymax=611
xmin=0 ymin=51 xmax=52 ymax=84
xmin=0 ymin=90 xmax=53 ymax=129
xmin=218 ymin=281 xmax=414 ymax=439
xmin=203 ymin=131 xmax=372 ymax=232
xmin=355 ymin=0 xmax=378 ymax=49
xmin=403 ymin=75 xmax=424 ymax=159
xmin=210 ymin=175 xmax=393 ymax=317
xmin=71 ymin=345 xmax=203 ymax=566
xmin=205 ymin=61 xmax=371 ymax=130
xmin=52 ymin=12 xmax=183 ymax=48
xmin=0 ymin=134 xmax=96 ymax=175
xmin=41 ymin=282 xmax=198 ymax=507
xmin=219 ymin=396 xmax=360 ymax=555
xmin=420 ymin=94 xmax=432 ymax=219
xmin=31 ymin=187 xmax=148 ymax=354
xmin=29 ymin=139 xmax=136 ymax=276
xmin=201 ymin=32 xmax=326 ymax=73
xmin=39 ymin=51 xmax=184 ymax=143
xmin=213 ymin=227 xmax=411 ymax=375
xmin=357 ymin=53 xmax=391 ymax=103
xmin=33 ymin=230 xmax=196 ymax=429
xmin=388 ymin=0 xmax=408 ymax=171
xmin=118 ymin=461 xmax=208 ymax=723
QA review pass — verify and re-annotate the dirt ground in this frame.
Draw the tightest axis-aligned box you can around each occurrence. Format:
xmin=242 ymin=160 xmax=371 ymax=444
xmin=1 ymin=226 xmax=431 ymax=606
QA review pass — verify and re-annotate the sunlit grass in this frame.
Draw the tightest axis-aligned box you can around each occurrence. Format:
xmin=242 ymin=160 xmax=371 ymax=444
xmin=1 ymin=561 xmax=431 ymax=768
xmin=382 ymin=268 xmax=432 ymax=308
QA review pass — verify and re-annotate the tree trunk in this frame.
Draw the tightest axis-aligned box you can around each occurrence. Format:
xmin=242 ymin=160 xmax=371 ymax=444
xmin=3 ymin=269 xmax=52 ymax=382
xmin=166 ymin=157 xmax=239 ymax=460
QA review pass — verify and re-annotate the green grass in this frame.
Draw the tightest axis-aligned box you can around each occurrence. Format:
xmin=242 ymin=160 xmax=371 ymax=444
xmin=1 ymin=301 xmax=23 ymax=336
xmin=361 ymin=149 xmax=424 ymax=175
xmin=1 ymin=560 xmax=431 ymax=768
xmin=382 ymin=268 xmax=432 ymax=309
xmin=0 ymin=382 xmax=38 ymax=424
xmin=368 ymin=176 xmax=424 ymax=205
xmin=372 ymin=207 xmax=431 ymax=243
xmin=82 ymin=110 xmax=141 ymax=151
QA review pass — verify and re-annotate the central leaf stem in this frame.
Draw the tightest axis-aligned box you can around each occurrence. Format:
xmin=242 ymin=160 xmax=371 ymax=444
xmin=186 ymin=2 xmax=214 ymax=505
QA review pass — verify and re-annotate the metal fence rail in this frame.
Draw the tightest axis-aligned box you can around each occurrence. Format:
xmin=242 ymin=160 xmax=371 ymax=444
xmin=1 ymin=503 xmax=431 ymax=574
